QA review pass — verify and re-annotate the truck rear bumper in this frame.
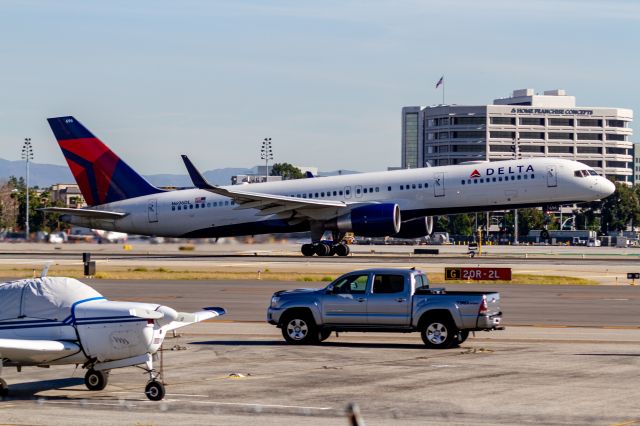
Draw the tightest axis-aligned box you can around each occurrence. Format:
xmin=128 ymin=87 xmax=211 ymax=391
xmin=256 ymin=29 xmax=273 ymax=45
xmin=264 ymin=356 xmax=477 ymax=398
xmin=476 ymin=311 xmax=503 ymax=329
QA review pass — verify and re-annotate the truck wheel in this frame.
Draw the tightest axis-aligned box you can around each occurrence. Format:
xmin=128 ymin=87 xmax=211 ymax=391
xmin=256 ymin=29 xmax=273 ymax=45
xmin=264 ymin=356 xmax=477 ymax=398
xmin=457 ymin=330 xmax=470 ymax=345
xmin=420 ymin=318 xmax=458 ymax=349
xmin=281 ymin=313 xmax=318 ymax=344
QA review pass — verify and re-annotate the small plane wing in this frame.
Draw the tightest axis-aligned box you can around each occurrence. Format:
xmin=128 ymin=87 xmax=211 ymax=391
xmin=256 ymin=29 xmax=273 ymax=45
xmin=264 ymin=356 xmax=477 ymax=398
xmin=0 ymin=338 xmax=81 ymax=363
xmin=181 ymin=155 xmax=348 ymax=220
xmin=161 ymin=307 xmax=226 ymax=332
xmin=39 ymin=207 xmax=127 ymax=220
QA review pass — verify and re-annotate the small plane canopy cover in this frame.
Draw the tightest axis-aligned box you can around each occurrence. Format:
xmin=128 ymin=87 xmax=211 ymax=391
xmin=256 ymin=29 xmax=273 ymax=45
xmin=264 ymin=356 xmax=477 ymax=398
xmin=0 ymin=277 xmax=103 ymax=321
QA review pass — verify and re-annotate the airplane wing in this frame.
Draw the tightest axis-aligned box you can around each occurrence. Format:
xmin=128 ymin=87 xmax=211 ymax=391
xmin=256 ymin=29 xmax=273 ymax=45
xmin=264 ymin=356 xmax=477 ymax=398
xmin=181 ymin=155 xmax=350 ymax=220
xmin=162 ymin=307 xmax=226 ymax=332
xmin=39 ymin=207 xmax=127 ymax=219
xmin=0 ymin=338 xmax=81 ymax=364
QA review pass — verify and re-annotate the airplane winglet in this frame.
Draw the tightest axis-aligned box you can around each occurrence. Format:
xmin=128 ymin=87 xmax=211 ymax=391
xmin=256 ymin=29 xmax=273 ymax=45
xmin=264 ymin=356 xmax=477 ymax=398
xmin=181 ymin=155 xmax=217 ymax=190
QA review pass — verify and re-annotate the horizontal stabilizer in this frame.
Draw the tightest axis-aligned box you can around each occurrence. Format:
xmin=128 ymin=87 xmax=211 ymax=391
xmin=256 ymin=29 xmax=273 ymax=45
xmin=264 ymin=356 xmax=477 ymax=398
xmin=162 ymin=306 xmax=226 ymax=332
xmin=39 ymin=207 xmax=127 ymax=219
xmin=129 ymin=308 xmax=164 ymax=319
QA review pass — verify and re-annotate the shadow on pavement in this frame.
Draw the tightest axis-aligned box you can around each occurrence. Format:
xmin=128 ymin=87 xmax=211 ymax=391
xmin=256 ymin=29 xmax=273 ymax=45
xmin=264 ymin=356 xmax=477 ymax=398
xmin=190 ymin=340 xmax=429 ymax=349
xmin=2 ymin=377 xmax=84 ymax=400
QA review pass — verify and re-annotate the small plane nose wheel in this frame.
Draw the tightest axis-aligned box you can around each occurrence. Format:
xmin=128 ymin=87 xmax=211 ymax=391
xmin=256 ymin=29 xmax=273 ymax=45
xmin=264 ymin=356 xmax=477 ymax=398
xmin=145 ymin=380 xmax=166 ymax=401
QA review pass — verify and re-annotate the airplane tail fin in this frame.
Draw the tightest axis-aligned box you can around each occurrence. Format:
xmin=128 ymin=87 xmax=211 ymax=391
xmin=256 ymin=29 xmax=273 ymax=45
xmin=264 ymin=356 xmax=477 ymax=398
xmin=47 ymin=116 xmax=162 ymax=206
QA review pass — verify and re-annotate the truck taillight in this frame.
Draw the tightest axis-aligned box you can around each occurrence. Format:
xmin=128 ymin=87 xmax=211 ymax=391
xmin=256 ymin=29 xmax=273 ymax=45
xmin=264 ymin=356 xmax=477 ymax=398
xmin=479 ymin=297 xmax=488 ymax=314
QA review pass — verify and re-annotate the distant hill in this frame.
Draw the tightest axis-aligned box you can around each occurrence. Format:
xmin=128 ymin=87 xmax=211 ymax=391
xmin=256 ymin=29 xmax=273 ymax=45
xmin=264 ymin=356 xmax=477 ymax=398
xmin=0 ymin=158 xmax=360 ymax=188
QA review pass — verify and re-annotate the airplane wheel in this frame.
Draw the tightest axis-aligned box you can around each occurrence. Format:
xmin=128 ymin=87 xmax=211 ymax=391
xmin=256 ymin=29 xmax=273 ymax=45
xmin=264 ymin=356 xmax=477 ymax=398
xmin=145 ymin=380 xmax=166 ymax=401
xmin=301 ymin=244 xmax=315 ymax=257
xmin=84 ymin=369 xmax=109 ymax=391
xmin=314 ymin=243 xmax=331 ymax=256
xmin=334 ymin=243 xmax=350 ymax=257
xmin=0 ymin=378 xmax=8 ymax=397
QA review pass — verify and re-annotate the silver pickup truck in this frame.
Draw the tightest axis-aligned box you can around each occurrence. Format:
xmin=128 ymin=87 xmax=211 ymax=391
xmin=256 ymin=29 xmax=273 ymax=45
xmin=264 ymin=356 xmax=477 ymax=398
xmin=267 ymin=268 xmax=503 ymax=348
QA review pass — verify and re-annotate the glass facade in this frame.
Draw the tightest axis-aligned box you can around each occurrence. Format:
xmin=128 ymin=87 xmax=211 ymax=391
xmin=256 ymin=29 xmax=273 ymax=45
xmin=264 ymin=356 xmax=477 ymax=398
xmin=404 ymin=112 xmax=418 ymax=168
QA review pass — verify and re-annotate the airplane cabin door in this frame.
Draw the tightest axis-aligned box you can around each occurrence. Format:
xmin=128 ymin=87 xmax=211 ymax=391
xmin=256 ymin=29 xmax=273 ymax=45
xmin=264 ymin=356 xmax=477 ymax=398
xmin=344 ymin=186 xmax=352 ymax=199
xmin=148 ymin=199 xmax=158 ymax=223
xmin=546 ymin=166 xmax=558 ymax=187
xmin=433 ymin=173 xmax=445 ymax=197
xmin=355 ymin=185 xmax=363 ymax=198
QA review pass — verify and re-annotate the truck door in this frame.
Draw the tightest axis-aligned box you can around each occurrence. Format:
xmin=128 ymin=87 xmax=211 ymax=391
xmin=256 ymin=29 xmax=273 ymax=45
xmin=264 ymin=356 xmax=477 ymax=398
xmin=433 ymin=173 xmax=445 ymax=197
xmin=546 ymin=165 xmax=558 ymax=187
xmin=322 ymin=273 xmax=369 ymax=324
xmin=366 ymin=273 xmax=411 ymax=325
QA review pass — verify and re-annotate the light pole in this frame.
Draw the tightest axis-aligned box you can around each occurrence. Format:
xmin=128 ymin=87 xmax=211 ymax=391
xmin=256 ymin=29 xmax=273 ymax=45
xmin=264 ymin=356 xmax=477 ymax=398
xmin=260 ymin=137 xmax=273 ymax=181
xmin=21 ymin=138 xmax=33 ymax=240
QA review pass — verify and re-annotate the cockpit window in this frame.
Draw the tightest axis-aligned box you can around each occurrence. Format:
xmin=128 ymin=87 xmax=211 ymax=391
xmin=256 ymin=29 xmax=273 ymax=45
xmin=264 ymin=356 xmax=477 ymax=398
xmin=574 ymin=170 xmax=583 ymax=177
xmin=588 ymin=170 xmax=597 ymax=176
xmin=574 ymin=170 xmax=592 ymax=178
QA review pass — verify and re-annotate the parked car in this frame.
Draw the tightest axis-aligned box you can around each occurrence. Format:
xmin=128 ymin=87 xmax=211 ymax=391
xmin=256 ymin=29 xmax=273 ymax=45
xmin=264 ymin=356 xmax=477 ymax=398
xmin=267 ymin=268 xmax=503 ymax=348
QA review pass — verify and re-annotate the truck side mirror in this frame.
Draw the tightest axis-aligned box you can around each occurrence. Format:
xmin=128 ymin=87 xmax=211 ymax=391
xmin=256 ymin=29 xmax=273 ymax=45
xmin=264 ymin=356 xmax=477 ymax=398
xmin=326 ymin=285 xmax=334 ymax=294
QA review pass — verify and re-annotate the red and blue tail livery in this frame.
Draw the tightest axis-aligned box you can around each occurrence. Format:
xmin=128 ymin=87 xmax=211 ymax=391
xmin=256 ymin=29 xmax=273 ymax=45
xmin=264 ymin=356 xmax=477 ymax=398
xmin=47 ymin=116 xmax=162 ymax=206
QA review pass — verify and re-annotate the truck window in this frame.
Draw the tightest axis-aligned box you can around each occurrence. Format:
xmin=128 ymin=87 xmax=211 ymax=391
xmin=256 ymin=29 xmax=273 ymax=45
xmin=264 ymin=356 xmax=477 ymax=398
xmin=414 ymin=274 xmax=429 ymax=290
xmin=372 ymin=274 xmax=405 ymax=294
xmin=333 ymin=274 xmax=368 ymax=295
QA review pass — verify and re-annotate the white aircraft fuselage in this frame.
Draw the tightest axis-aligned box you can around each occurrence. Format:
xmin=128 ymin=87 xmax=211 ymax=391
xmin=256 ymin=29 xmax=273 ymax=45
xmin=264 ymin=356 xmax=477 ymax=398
xmin=62 ymin=157 xmax=614 ymax=238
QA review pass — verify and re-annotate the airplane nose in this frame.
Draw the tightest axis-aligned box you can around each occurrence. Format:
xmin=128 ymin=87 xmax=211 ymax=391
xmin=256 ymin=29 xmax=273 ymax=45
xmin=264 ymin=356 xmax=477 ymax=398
xmin=599 ymin=178 xmax=616 ymax=198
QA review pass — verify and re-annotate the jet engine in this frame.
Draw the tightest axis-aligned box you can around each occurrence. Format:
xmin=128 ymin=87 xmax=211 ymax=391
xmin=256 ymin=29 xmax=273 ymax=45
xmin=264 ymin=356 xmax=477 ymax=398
xmin=334 ymin=203 xmax=401 ymax=237
xmin=394 ymin=216 xmax=434 ymax=239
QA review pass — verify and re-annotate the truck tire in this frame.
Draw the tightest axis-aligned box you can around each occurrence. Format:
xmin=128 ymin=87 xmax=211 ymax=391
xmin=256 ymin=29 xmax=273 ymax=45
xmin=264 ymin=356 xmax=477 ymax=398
xmin=318 ymin=329 xmax=332 ymax=342
xmin=457 ymin=330 xmax=470 ymax=345
xmin=420 ymin=317 xmax=458 ymax=349
xmin=281 ymin=312 xmax=318 ymax=345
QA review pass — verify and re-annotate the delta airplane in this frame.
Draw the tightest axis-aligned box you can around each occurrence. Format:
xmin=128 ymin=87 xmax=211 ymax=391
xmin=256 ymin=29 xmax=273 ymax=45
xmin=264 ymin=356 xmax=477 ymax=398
xmin=44 ymin=116 xmax=615 ymax=256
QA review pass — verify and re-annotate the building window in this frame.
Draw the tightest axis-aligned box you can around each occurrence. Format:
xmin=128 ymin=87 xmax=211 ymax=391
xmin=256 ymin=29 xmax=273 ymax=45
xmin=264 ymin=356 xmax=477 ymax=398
xmin=490 ymin=117 xmax=515 ymax=125
xmin=578 ymin=119 xmax=602 ymax=127
xmin=607 ymin=147 xmax=628 ymax=155
xmin=607 ymin=161 xmax=627 ymax=168
xmin=490 ymin=131 xmax=515 ymax=139
xmin=548 ymin=132 xmax=573 ymax=140
xmin=452 ymin=116 xmax=486 ymax=125
xmin=520 ymin=145 xmax=545 ymax=153
xmin=606 ymin=134 xmax=626 ymax=141
xmin=519 ymin=117 xmax=544 ymax=126
xmin=404 ymin=112 xmax=419 ymax=168
xmin=489 ymin=145 xmax=514 ymax=152
xmin=548 ymin=145 xmax=574 ymax=154
xmin=582 ymin=160 xmax=602 ymax=167
xmin=548 ymin=118 xmax=574 ymax=126
xmin=577 ymin=146 xmax=602 ymax=154
xmin=577 ymin=133 xmax=602 ymax=141
xmin=452 ymin=131 xmax=484 ymax=139
xmin=607 ymin=120 xmax=626 ymax=128
xmin=519 ymin=132 xmax=544 ymax=140
xmin=453 ymin=144 xmax=485 ymax=152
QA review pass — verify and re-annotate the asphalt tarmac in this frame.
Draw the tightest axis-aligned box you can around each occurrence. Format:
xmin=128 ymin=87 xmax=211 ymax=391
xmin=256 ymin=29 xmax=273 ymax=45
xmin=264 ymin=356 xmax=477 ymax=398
xmin=83 ymin=279 xmax=640 ymax=327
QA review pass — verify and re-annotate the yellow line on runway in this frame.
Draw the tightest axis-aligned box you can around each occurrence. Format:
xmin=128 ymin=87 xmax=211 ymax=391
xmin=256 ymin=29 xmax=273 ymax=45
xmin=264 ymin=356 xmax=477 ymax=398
xmin=610 ymin=420 xmax=640 ymax=426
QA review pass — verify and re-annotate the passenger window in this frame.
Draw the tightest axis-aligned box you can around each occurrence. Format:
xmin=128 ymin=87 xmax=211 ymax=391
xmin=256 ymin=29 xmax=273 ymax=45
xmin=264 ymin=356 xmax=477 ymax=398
xmin=340 ymin=190 xmax=344 ymax=195
xmin=372 ymin=274 xmax=405 ymax=294
xmin=424 ymin=183 xmax=429 ymax=188
xmin=492 ymin=178 xmax=497 ymax=182
xmin=332 ymin=274 xmax=368 ymax=295
xmin=517 ymin=175 xmax=521 ymax=180
xmin=369 ymin=187 xmax=373 ymax=193
xmin=388 ymin=186 xmax=392 ymax=191
xmin=189 ymin=204 xmax=194 ymax=209
xmin=177 ymin=206 xmax=181 ymax=210
xmin=345 ymin=190 xmax=350 ymax=195
xmin=375 ymin=187 xmax=379 ymax=192
xmin=315 ymin=193 xmax=319 ymax=197
xmin=172 ymin=206 xmax=176 ymax=211
xmin=461 ymin=180 xmax=465 ymax=185
xmin=333 ymin=191 xmax=337 ymax=196
xmin=356 ymin=188 xmax=361 ymax=194
xmin=418 ymin=184 xmax=422 ymax=189
xmin=400 ymin=185 xmax=403 ymax=190
xmin=412 ymin=184 xmax=416 ymax=189
xmin=363 ymin=188 xmax=368 ymax=193
xmin=195 ymin=204 xmax=199 ymax=209
xmin=321 ymin=192 xmax=325 ymax=197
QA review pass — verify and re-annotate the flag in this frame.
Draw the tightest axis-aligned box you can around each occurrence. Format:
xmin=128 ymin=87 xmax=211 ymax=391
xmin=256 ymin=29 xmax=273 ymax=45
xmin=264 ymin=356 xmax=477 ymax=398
xmin=195 ymin=196 xmax=206 ymax=203
xmin=435 ymin=76 xmax=444 ymax=88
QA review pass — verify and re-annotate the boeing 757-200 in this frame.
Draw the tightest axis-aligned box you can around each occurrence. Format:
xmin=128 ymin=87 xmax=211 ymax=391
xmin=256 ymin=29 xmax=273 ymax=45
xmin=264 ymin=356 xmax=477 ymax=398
xmin=43 ymin=116 xmax=615 ymax=256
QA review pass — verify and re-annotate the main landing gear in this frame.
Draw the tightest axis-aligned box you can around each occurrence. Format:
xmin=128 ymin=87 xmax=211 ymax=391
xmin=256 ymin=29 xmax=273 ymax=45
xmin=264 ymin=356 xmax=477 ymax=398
xmin=301 ymin=241 xmax=351 ymax=257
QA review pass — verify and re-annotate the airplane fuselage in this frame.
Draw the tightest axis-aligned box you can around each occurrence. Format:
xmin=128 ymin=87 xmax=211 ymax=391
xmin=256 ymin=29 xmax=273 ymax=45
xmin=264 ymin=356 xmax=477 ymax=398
xmin=63 ymin=158 xmax=614 ymax=238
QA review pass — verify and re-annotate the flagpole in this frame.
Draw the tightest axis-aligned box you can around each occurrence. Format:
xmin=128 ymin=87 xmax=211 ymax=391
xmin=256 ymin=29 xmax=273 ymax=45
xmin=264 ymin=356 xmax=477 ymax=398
xmin=442 ymin=78 xmax=445 ymax=105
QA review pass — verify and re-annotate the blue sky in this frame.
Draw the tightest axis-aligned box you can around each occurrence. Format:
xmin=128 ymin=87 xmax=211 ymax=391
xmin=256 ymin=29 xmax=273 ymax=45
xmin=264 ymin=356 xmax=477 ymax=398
xmin=1 ymin=0 xmax=638 ymax=173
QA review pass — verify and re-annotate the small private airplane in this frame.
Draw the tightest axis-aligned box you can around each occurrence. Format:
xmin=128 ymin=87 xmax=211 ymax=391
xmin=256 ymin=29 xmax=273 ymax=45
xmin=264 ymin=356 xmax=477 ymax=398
xmin=0 ymin=274 xmax=225 ymax=400
xmin=43 ymin=116 xmax=615 ymax=256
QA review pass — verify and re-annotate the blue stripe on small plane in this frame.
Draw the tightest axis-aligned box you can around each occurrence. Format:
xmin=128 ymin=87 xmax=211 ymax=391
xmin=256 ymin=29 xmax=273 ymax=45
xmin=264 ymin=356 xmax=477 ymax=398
xmin=63 ymin=296 xmax=107 ymax=324
xmin=203 ymin=307 xmax=226 ymax=316
xmin=75 ymin=318 xmax=146 ymax=326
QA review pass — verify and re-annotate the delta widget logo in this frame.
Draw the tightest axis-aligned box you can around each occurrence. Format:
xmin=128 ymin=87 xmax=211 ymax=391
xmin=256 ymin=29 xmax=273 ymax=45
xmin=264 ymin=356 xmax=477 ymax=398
xmin=470 ymin=169 xmax=481 ymax=178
